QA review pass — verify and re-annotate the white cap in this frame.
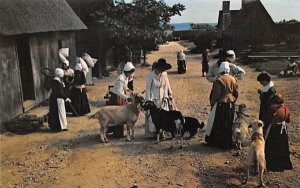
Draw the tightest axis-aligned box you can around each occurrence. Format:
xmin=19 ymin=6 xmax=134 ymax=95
xmin=219 ymin=61 xmax=230 ymax=74
xmin=55 ymin=68 xmax=64 ymax=78
xmin=62 ymin=59 xmax=69 ymax=66
xmin=123 ymin=62 xmax=135 ymax=72
xmin=75 ymin=63 xmax=82 ymax=71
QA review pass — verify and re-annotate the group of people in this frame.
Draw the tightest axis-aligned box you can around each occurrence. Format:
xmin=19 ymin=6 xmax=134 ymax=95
xmin=48 ymin=58 xmax=91 ymax=132
xmin=48 ymin=46 xmax=293 ymax=173
xmin=203 ymin=49 xmax=292 ymax=172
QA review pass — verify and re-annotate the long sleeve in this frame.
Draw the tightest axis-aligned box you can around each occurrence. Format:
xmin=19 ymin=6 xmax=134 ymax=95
xmin=114 ymin=79 xmax=128 ymax=99
xmin=164 ymin=72 xmax=172 ymax=98
xmin=210 ymin=80 xmax=222 ymax=106
xmin=206 ymin=64 xmax=218 ymax=83
xmin=145 ymin=72 xmax=153 ymax=101
xmin=230 ymin=63 xmax=245 ymax=80
xmin=51 ymin=80 xmax=67 ymax=100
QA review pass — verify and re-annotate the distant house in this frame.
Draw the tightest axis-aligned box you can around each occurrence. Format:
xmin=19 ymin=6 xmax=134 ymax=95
xmin=0 ymin=0 xmax=87 ymax=126
xmin=217 ymin=0 xmax=277 ymax=50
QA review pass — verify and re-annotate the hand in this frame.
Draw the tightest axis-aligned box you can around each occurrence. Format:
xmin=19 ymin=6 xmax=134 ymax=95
xmin=66 ymin=98 xmax=71 ymax=103
xmin=257 ymin=89 xmax=262 ymax=94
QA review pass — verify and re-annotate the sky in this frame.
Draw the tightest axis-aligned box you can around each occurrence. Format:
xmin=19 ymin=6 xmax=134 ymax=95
xmin=163 ymin=0 xmax=300 ymax=23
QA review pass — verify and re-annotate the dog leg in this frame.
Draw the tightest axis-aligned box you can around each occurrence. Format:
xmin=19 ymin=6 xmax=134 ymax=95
xmin=179 ymin=135 xmax=183 ymax=149
xmin=243 ymin=167 xmax=250 ymax=185
xmin=259 ymin=161 xmax=266 ymax=187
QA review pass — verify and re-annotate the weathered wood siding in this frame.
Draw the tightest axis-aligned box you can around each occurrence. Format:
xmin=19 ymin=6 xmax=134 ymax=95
xmin=0 ymin=35 xmax=23 ymax=126
xmin=29 ymin=32 xmax=77 ymax=104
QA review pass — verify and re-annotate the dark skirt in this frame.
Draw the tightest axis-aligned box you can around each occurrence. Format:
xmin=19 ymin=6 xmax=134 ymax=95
xmin=177 ymin=60 xmax=186 ymax=74
xmin=206 ymin=102 xmax=235 ymax=149
xmin=265 ymin=124 xmax=293 ymax=171
xmin=202 ymin=62 xmax=209 ymax=73
xmin=48 ymin=97 xmax=62 ymax=131
xmin=107 ymin=92 xmax=127 ymax=137
xmin=70 ymin=87 xmax=91 ymax=116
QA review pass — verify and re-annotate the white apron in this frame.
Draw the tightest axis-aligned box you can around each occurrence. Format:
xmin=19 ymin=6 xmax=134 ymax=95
xmin=57 ymin=99 xmax=67 ymax=130
xmin=205 ymin=103 xmax=217 ymax=136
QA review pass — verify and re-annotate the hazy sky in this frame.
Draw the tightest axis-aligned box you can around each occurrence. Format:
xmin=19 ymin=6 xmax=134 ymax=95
xmin=163 ymin=0 xmax=300 ymax=23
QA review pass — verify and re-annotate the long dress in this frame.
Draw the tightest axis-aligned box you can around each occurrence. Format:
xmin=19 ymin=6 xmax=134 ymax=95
xmin=265 ymin=104 xmax=293 ymax=171
xmin=145 ymin=71 xmax=173 ymax=138
xmin=70 ymin=70 xmax=91 ymax=116
xmin=205 ymin=74 xmax=238 ymax=149
xmin=258 ymin=81 xmax=276 ymax=135
xmin=48 ymin=78 xmax=68 ymax=131
xmin=202 ymin=52 xmax=209 ymax=74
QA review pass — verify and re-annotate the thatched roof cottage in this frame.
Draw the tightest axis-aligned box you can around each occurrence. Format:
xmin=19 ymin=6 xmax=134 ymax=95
xmin=0 ymin=0 xmax=87 ymax=126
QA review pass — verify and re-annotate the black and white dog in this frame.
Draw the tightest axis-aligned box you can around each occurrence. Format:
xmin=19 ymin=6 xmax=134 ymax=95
xmin=142 ymin=101 xmax=185 ymax=148
xmin=182 ymin=117 xmax=205 ymax=139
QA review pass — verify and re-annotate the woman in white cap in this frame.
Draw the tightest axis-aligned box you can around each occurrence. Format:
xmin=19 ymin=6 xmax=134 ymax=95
xmin=204 ymin=61 xmax=239 ymax=149
xmin=70 ymin=63 xmax=91 ymax=116
xmin=145 ymin=58 xmax=174 ymax=138
xmin=108 ymin=62 xmax=135 ymax=137
xmin=48 ymin=68 xmax=71 ymax=131
xmin=61 ymin=60 xmax=74 ymax=109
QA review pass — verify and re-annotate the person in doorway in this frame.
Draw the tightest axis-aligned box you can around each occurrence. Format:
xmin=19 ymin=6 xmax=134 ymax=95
xmin=177 ymin=49 xmax=186 ymax=74
xmin=206 ymin=49 xmax=245 ymax=83
xmin=204 ymin=61 xmax=239 ymax=149
xmin=202 ymin=49 xmax=210 ymax=77
xmin=108 ymin=62 xmax=135 ymax=137
xmin=257 ymin=71 xmax=276 ymax=135
xmin=145 ymin=58 xmax=174 ymax=138
xmin=70 ymin=63 xmax=91 ymax=116
xmin=48 ymin=68 xmax=70 ymax=131
xmin=265 ymin=93 xmax=293 ymax=171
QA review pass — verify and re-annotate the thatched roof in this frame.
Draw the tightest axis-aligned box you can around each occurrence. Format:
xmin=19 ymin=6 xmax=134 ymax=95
xmin=0 ymin=0 xmax=87 ymax=36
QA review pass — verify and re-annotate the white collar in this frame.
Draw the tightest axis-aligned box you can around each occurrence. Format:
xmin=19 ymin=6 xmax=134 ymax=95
xmin=261 ymin=81 xmax=274 ymax=92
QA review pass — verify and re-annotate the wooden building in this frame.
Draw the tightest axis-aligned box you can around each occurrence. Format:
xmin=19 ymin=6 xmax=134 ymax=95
xmin=217 ymin=0 xmax=277 ymax=50
xmin=0 ymin=0 xmax=87 ymax=126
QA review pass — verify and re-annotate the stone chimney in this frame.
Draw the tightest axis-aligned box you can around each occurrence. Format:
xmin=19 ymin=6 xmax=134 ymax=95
xmin=223 ymin=1 xmax=230 ymax=13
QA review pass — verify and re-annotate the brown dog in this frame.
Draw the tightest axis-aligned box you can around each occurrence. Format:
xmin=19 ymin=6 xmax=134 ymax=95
xmin=244 ymin=120 xmax=266 ymax=187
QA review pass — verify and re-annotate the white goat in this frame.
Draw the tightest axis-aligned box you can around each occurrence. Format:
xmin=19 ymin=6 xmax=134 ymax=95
xmin=95 ymin=93 xmax=144 ymax=143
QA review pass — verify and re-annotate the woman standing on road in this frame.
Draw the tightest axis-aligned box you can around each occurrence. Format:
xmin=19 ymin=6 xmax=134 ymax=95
xmin=265 ymin=93 xmax=293 ymax=171
xmin=145 ymin=58 xmax=174 ymax=138
xmin=201 ymin=49 xmax=209 ymax=77
xmin=205 ymin=61 xmax=239 ymax=149
xmin=257 ymin=71 xmax=276 ymax=135
xmin=108 ymin=63 xmax=135 ymax=137
xmin=48 ymin=68 xmax=70 ymax=131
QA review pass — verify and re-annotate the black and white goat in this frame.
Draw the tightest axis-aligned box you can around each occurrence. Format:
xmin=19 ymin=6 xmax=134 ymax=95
xmin=142 ymin=101 xmax=185 ymax=148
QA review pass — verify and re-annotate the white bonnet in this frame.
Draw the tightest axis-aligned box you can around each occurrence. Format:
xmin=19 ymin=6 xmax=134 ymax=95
xmin=123 ymin=62 xmax=135 ymax=72
xmin=219 ymin=61 xmax=230 ymax=74
xmin=62 ymin=59 xmax=69 ymax=66
xmin=55 ymin=68 xmax=64 ymax=78
xmin=75 ymin=63 xmax=82 ymax=71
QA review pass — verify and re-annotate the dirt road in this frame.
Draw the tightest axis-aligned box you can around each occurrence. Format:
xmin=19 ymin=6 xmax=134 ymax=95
xmin=1 ymin=41 xmax=300 ymax=188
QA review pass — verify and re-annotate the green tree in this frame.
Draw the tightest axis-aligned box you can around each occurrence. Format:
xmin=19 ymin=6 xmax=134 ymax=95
xmin=94 ymin=0 xmax=185 ymax=64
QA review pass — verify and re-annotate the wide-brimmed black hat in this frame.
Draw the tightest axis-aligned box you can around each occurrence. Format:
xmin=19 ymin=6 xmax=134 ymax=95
xmin=153 ymin=58 xmax=172 ymax=71
xmin=213 ymin=49 xmax=234 ymax=59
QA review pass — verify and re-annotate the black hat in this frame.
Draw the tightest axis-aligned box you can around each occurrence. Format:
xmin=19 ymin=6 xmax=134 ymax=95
xmin=213 ymin=49 xmax=234 ymax=59
xmin=153 ymin=58 xmax=172 ymax=71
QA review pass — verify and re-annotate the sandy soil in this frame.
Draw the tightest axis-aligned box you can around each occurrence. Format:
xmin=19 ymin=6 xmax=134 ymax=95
xmin=1 ymin=41 xmax=300 ymax=188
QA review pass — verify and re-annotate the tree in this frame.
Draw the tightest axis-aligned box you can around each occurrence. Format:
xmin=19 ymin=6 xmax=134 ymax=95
xmin=94 ymin=0 xmax=185 ymax=65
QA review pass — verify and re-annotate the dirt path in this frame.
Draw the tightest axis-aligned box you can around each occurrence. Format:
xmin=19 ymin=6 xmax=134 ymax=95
xmin=1 ymin=41 xmax=300 ymax=188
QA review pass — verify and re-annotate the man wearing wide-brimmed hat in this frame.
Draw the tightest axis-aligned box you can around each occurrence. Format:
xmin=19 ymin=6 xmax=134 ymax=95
xmin=206 ymin=49 xmax=245 ymax=83
xmin=144 ymin=58 xmax=175 ymax=138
